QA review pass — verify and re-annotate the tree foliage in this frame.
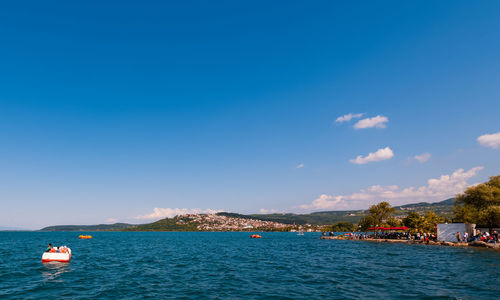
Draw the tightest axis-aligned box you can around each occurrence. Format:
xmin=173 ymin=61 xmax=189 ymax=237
xmin=402 ymin=212 xmax=422 ymax=230
xmin=358 ymin=215 xmax=376 ymax=231
xmin=386 ymin=216 xmax=402 ymax=227
xmin=454 ymin=175 xmax=500 ymax=229
xmin=422 ymin=211 xmax=441 ymax=233
xmin=368 ymin=202 xmax=396 ymax=223
xmin=401 ymin=210 xmax=446 ymax=233
xmin=358 ymin=202 xmax=396 ymax=230
xmin=325 ymin=221 xmax=357 ymax=232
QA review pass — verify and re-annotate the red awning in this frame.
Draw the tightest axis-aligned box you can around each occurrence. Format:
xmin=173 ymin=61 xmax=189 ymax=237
xmin=367 ymin=226 xmax=409 ymax=231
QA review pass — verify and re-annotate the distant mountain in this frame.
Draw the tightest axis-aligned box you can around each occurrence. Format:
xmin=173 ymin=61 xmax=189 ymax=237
xmin=399 ymin=198 xmax=455 ymax=208
xmin=248 ymin=198 xmax=456 ymax=225
xmin=40 ymin=223 xmax=133 ymax=231
xmin=125 ymin=216 xmax=198 ymax=231
xmin=395 ymin=198 xmax=455 ymax=218
xmin=0 ymin=226 xmax=30 ymax=231
xmin=248 ymin=210 xmax=363 ymax=225
xmin=39 ymin=198 xmax=456 ymax=231
xmin=125 ymin=214 xmax=289 ymax=231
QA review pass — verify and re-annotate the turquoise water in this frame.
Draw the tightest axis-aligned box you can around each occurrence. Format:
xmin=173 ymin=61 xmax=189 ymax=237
xmin=0 ymin=232 xmax=499 ymax=299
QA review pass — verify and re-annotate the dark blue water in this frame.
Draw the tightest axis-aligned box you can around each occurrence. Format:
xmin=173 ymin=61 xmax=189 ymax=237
xmin=0 ymin=232 xmax=499 ymax=299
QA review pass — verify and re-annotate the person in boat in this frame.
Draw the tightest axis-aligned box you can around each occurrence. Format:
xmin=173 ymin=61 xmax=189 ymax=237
xmin=45 ymin=243 xmax=53 ymax=252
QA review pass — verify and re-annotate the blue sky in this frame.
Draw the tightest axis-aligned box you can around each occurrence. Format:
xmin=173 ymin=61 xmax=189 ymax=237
xmin=1 ymin=1 xmax=499 ymax=228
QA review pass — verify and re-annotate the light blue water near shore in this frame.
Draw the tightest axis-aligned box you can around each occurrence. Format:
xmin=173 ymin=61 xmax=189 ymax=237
xmin=0 ymin=232 xmax=499 ymax=299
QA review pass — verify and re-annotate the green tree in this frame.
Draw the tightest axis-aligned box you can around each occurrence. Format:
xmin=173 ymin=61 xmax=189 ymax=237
xmin=402 ymin=211 xmax=448 ymax=233
xmin=358 ymin=202 xmax=396 ymax=230
xmin=402 ymin=211 xmax=422 ymax=231
xmin=368 ymin=201 xmax=395 ymax=224
xmin=422 ymin=211 xmax=441 ymax=233
xmin=454 ymin=175 xmax=500 ymax=231
xmin=477 ymin=206 xmax=500 ymax=231
xmin=358 ymin=215 xmax=376 ymax=231
xmin=386 ymin=216 xmax=402 ymax=227
xmin=325 ymin=222 xmax=357 ymax=232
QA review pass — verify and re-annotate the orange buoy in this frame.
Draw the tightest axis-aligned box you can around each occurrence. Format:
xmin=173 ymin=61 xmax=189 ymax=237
xmin=78 ymin=235 xmax=92 ymax=239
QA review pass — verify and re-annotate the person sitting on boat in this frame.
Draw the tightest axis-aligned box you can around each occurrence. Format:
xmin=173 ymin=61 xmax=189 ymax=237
xmin=45 ymin=243 xmax=53 ymax=252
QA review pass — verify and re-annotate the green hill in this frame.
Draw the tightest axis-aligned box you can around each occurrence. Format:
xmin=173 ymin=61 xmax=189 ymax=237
xmin=40 ymin=223 xmax=133 ymax=231
xmin=125 ymin=216 xmax=198 ymax=231
xmin=248 ymin=198 xmax=455 ymax=225
xmin=39 ymin=198 xmax=456 ymax=231
xmin=395 ymin=198 xmax=455 ymax=219
xmin=248 ymin=210 xmax=363 ymax=225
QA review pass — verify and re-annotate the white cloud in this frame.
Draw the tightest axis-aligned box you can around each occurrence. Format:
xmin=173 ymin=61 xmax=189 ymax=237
xmin=300 ymin=166 xmax=483 ymax=210
xmin=296 ymin=163 xmax=305 ymax=169
xmin=350 ymin=147 xmax=394 ymax=164
xmin=477 ymin=132 xmax=500 ymax=149
xmin=135 ymin=208 xmax=222 ymax=220
xmin=335 ymin=113 xmax=364 ymax=123
xmin=259 ymin=208 xmax=281 ymax=214
xmin=414 ymin=152 xmax=431 ymax=163
xmin=300 ymin=194 xmax=347 ymax=210
xmin=354 ymin=115 xmax=388 ymax=129
xmin=106 ymin=218 xmax=118 ymax=223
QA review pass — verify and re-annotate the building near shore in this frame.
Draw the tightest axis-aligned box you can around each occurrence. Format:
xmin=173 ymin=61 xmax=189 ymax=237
xmin=437 ymin=223 xmax=475 ymax=242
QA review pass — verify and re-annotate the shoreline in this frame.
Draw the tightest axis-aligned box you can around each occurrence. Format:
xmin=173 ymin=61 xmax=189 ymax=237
xmin=320 ymin=236 xmax=500 ymax=251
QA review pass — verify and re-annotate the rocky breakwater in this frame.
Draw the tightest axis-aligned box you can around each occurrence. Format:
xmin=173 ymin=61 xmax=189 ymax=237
xmin=320 ymin=236 xmax=500 ymax=250
xmin=467 ymin=240 xmax=499 ymax=249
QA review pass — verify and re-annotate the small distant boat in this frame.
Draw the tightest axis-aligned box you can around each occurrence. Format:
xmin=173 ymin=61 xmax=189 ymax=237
xmin=78 ymin=235 xmax=92 ymax=239
xmin=297 ymin=230 xmax=304 ymax=236
xmin=250 ymin=234 xmax=262 ymax=238
xmin=42 ymin=247 xmax=71 ymax=263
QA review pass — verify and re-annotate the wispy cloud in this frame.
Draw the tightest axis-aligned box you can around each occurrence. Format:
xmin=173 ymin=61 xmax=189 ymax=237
xmin=414 ymin=152 xmax=431 ymax=163
xmin=354 ymin=115 xmax=388 ymax=129
xmin=106 ymin=218 xmax=118 ymax=223
xmin=349 ymin=147 xmax=394 ymax=164
xmin=477 ymin=132 xmax=500 ymax=149
xmin=300 ymin=166 xmax=483 ymax=210
xmin=296 ymin=163 xmax=305 ymax=169
xmin=135 ymin=208 xmax=222 ymax=220
xmin=259 ymin=208 xmax=281 ymax=214
xmin=335 ymin=113 xmax=364 ymax=123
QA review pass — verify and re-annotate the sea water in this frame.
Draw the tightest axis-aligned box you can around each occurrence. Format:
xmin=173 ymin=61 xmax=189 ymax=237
xmin=0 ymin=231 xmax=499 ymax=299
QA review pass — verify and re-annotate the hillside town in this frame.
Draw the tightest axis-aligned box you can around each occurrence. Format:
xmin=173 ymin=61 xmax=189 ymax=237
xmin=176 ymin=214 xmax=290 ymax=231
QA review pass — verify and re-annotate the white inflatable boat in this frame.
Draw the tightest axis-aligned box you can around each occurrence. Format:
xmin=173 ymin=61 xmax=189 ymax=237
xmin=42 ymin=247 xmax=71 ymax=263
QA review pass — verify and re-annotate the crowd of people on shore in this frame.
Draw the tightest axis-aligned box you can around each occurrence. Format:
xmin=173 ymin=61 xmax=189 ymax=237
xmin=322 ymin=229 xmax=499 ymax=245
xmin=365 ymin=232 xmax=437 ymax=242
xmin=457 ymin=231 xmax=498 ymax=244
xmin=322 ymin=231 xmax=437 ymax=242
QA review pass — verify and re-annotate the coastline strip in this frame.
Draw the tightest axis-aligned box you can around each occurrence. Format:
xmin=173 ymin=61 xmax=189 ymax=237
xmin=320 ymin=236 xmax=500 ymax=250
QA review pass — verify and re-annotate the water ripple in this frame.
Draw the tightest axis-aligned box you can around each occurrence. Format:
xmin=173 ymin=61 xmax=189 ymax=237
xmin=0 ymin=232 xmax=499 ymax=299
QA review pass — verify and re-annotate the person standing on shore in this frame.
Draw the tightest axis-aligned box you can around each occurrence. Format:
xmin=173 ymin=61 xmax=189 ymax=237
xmin=456 ymin=232 xmax=461 ymax=242
xmin=463 ymin=232 xmax=468 ymax=242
